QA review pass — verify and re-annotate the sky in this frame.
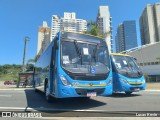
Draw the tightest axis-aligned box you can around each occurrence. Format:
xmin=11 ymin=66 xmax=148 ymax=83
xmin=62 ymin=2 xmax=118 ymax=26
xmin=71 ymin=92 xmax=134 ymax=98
xmin=0 ymin=0 xmax=159 ymax=65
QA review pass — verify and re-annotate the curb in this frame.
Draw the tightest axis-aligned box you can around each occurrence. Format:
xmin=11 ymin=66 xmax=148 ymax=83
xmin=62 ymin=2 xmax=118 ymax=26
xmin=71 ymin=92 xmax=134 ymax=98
xmin=144 ymin=90 xmax=160 ymax=92
xmin=0 ymin=88 xmax=34 ymax=91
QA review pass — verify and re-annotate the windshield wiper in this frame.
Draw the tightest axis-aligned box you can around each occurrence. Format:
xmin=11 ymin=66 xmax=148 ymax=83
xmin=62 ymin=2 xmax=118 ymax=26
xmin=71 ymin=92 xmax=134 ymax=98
xmin=74 ymin=40 xmax=82 ymax=65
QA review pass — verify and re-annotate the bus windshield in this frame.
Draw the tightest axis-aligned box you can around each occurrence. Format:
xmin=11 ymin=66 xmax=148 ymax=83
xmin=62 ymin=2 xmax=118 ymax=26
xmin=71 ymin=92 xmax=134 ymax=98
xmin=61 ymin=40 xmax=110 ymax=74
xmin=111 ymin=55 xmax=143 ymax=78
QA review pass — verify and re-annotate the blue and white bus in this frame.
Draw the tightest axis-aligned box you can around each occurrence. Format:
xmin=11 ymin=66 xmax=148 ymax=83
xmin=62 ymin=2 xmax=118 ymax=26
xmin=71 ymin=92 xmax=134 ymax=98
xmin=110 ymin=53 xmax=146 ymax=95
xmin=34 ymin=31 xmax=112 ymax=102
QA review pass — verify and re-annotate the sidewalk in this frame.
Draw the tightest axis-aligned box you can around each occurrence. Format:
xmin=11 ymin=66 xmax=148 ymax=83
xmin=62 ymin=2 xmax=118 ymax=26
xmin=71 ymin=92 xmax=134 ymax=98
xmin=0 ymin=81 xmax=33 ymax=90
xmin=0 ymin=82 xmax=159 ymax=90
xmin=146 ymin=82 xmax=160 ymax=90
xmin=0 ymin=85 xmax=33 ymax=90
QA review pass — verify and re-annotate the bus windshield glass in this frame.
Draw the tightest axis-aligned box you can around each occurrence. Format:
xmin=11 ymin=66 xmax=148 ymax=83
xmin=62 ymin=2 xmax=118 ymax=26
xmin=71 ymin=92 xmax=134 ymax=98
xmin=111 ymin=55 xmax=143 ymax=77
xmin=61 ymin=40 xmax=110 ymax=74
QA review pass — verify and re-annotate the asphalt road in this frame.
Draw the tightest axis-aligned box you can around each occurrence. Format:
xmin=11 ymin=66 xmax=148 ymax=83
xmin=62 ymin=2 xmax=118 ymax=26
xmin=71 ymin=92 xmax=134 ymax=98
xmin=0 ymin=89 xmax=160 ymax=117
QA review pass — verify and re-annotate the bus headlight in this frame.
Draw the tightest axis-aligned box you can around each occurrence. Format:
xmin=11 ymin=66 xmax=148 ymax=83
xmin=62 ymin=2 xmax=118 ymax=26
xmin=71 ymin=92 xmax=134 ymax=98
xmin=142 ymin=79 xmax=146 ymax=84
xmin=59 ymin=75 xmax=72 ymax=86
xmin=120 ymin=78 xmax=129 ymax=84
xmin=107 ymin=77 xmax=112 ymax=86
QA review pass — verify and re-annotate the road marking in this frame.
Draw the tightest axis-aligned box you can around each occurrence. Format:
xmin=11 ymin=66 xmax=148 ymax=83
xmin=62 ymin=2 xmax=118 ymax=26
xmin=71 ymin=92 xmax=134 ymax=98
xmin=0 ymin=107 xmax=142 ymax=113
xmin=0 ymin=107 xmax=105 ymax=112
xmin=0 ymin=95 xmax=12 ymax=97
xmin=0 ymin=107 xmax=26 ymax=110
xmin=144 ymin=90 xmax=160 ymax=92
xmin=147 ymin=92 xmax=160 ymax=95
xmin=0 ymin=88 xmax=33 ymax=91
xmin=0 ymin=90 xmax=24 ymax=92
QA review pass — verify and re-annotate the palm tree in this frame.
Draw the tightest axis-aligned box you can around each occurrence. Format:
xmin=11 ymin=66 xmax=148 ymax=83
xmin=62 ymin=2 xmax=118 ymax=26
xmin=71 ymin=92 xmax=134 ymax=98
xmin=84 ymin=21 xmax=100 ymax=37
xmin=26 ymin=54 xmax=40 ymax=72
xmin=27 ymin=59 xmax=35 ymax=64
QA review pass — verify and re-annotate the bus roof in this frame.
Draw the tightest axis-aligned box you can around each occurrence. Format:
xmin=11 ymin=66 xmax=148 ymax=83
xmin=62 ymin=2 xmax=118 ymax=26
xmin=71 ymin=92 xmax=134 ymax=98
xmin=60 ymin=31 xmax=106 ymax=45
xmin=61 ymin=30 xmax=104 ymax=39
xmin=110 ymin=53 xmax=131 ymax=57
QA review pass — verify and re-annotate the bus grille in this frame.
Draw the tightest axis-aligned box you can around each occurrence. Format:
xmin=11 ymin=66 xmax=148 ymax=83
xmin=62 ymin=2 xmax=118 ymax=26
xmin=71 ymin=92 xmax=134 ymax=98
xmin=69 ymin=74 xmax=107 ymax=80
xmin=75 ymin=88 xmax=105 ymax=95
xmin=130 ymin=87 xmax=143 ymax=90
xmin=129 ymin=82 xmax=142 ymax=85
xmin=63 ymin=69 xmax=109 ymax=81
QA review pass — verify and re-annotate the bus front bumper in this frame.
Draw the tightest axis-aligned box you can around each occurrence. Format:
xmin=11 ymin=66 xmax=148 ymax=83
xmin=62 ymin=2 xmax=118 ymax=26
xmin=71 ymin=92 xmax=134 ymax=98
xmin=121 ymin=83 xmax=146 ymax=92
xmin=55 ymin=84 xmax=112 ymax=98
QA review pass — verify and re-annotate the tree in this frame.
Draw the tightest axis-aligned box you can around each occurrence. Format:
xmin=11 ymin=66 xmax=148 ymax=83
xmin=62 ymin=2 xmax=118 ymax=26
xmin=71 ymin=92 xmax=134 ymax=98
xmin=26 ymin=64 xmax=34 ymax=72
xmin=87 ymin=21 xmax=96 ymax=26
xmin=3 ymin=69 xmax=7 ymax=74
xmin=89 ymin=25 xmax=99 ymax=36
xmin=27 ymin=58 xmax=36 ymax=64
xmin=0 ymin=66 xmax=3 ymax=74
xmin=34 ymin=54 xmax=40 ymax=62
xmin=27 ymin=54 xmax=39 ymax=65
xmin=26 ymin=54 xmax=41 ymax=72
xmin=26 ymin=58 xmax=36 ymax=72
xmin=84 ymin=21 xmax=100 ymax=37
xmin=3 ymin=64 xmax=12 ymax=69
xmin=84 ymin=21 xmax=110 ymax=38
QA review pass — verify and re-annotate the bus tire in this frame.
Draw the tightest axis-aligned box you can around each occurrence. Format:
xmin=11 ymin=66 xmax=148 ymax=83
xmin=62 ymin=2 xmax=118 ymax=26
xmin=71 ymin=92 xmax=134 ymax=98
xmin=125 ymin=92 xmax=132 ymax=95
xmin=45 ymin=81 xmax=52 ymax=103
xmin=34 ymin=88 xmax=38 ymax=92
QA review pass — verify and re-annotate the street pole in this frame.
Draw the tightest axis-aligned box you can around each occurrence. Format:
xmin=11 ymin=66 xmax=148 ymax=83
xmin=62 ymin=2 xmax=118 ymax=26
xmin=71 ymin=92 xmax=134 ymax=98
xmin=22 ymin=36 xmax=30 ymax=72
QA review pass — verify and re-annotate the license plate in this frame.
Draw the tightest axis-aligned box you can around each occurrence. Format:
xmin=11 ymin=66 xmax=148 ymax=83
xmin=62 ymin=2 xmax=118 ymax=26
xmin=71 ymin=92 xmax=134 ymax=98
xmin=87 ymin=92 xmax=97 ymax=97
xmin=134 ymin=88 xmax=140 ymax=91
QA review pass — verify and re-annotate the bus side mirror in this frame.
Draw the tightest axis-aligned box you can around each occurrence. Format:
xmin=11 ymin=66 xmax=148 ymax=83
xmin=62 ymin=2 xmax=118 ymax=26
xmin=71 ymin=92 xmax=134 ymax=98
xmin=134 ymin=57 xmax=137 ymax=61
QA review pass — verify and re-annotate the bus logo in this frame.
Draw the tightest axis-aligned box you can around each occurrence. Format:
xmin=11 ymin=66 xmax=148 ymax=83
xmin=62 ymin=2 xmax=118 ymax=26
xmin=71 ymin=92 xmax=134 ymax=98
xmin=89 ymin=83 xmax=93 ymax=86
xmin=90 ymin=66 xmax=96 ymax=74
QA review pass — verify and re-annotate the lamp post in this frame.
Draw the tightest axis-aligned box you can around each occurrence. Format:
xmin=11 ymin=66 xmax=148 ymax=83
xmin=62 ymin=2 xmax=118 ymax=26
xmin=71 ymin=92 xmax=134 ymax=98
xmin=22 ymin=36 xmax=30 ymax=72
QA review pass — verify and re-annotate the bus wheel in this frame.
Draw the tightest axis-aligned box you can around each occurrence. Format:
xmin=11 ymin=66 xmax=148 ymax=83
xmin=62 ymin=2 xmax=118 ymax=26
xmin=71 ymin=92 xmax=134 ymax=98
xmin=125 ymin=92 xmax=132 ymax=95
xmin=45 ymin=82 xmax=52 ymax=103
xmin=34 ymin=88 xmax=38 ymax=92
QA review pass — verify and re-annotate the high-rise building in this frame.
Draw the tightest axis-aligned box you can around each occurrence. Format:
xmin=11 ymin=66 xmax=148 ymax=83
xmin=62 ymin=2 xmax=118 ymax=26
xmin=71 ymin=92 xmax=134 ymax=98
xmin=96 ymin=6 xmax=113 ymax=53
xmin=140 ymin=3 xmax=160 ymax=45
xmin=51 ymin=12 xmax=87 ymax=40
xmin=115 ymin=24 xmax=125 ymax=52
xmin=37 ymin=21 xmax=51 ymax=55
xmin=115 ymin=20 xmax=138 ymax=53
xmin=51 ymin=15 xmax=61 ymax=40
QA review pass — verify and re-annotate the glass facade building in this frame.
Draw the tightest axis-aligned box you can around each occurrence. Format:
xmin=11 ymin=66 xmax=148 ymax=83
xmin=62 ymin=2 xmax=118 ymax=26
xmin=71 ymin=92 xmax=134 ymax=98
xmin=115 ymin=20 xmax=138 ymax=53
